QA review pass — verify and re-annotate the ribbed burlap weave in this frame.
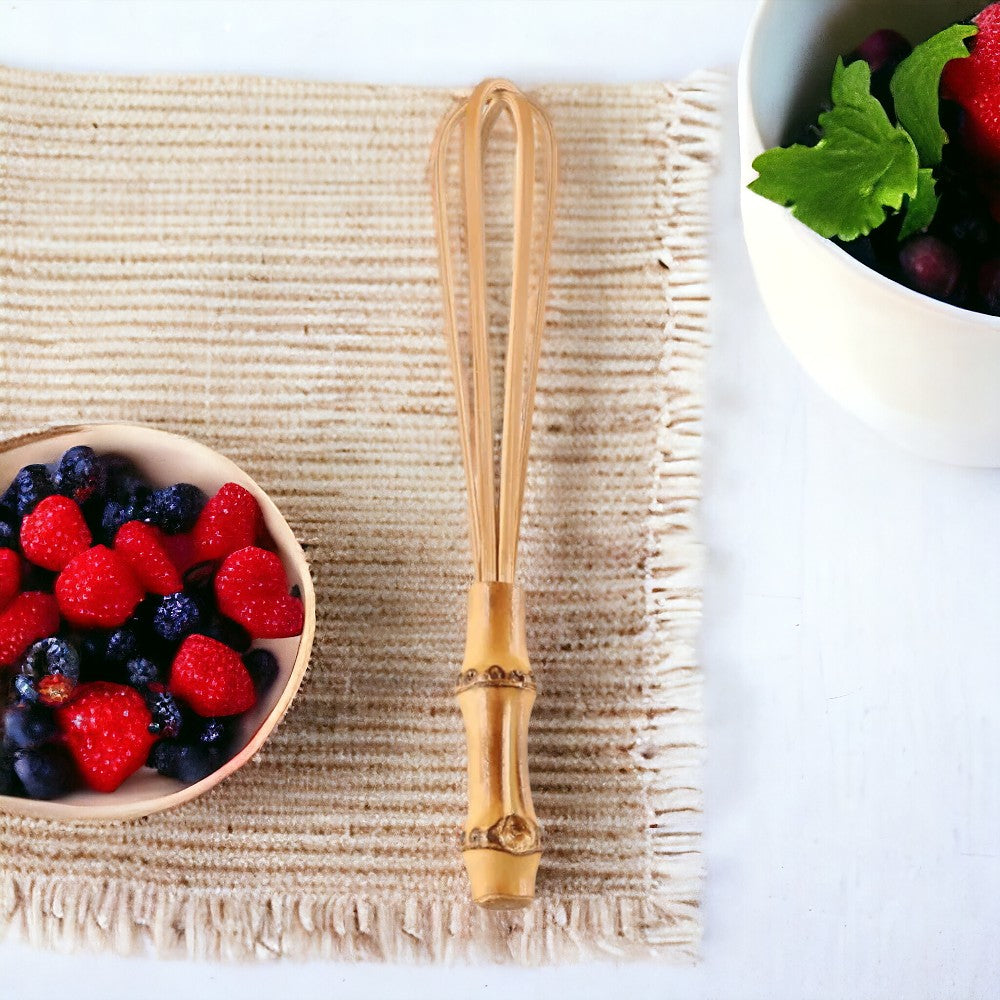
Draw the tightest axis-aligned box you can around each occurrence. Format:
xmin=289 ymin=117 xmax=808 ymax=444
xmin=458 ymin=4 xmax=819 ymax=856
xmin=0 ymin=65 xmax=721 ymax=963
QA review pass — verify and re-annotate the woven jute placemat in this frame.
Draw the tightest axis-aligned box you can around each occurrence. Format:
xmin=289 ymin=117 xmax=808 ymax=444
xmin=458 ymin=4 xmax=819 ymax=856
xmin=0 ymin=65 xmax=721 ymax=963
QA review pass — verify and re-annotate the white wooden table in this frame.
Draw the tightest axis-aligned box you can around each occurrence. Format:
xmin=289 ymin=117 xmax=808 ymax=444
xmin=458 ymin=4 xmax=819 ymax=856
xmin=1 ymin=2 xmax=997 ymax=997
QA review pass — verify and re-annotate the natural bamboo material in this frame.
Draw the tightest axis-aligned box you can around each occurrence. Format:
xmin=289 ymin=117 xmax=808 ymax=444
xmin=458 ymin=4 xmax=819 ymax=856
xmin=431 ymin=80 xmax=557 ymax=908
xmin=0 ymin=423 xmax=316 ymax=822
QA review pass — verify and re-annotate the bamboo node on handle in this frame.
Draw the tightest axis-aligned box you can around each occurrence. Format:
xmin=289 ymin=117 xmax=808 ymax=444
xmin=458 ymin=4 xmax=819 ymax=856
xmin=431 ymin=80 xmax=557 ymax=909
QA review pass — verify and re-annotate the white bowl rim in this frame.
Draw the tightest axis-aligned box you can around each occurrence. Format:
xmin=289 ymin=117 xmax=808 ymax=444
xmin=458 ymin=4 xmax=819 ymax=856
xmin=740 ymin=0 xmax=1000 ymax=332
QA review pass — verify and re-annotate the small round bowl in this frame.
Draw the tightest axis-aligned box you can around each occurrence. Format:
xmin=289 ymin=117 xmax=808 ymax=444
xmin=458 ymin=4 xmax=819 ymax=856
xmin=0 ymin=423 xmax=316 ymax=822
xmin=739 ymin=0 xmax=1000 ymax=466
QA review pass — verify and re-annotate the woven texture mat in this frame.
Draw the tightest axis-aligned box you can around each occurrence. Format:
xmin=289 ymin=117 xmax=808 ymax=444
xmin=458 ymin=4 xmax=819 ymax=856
xmin=0 ymin=66 xmax=721 ymax=963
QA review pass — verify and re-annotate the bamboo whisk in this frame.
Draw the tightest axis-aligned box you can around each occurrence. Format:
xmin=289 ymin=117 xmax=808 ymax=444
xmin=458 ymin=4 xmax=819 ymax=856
xmin=431 ymin=80 xmax=557 ymax=909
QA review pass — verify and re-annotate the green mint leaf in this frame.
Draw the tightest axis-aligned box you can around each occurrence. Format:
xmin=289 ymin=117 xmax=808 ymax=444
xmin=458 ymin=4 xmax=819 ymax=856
xmin=749 ymin=59 xmax=919 ymax=241
xmin=898 ymin=168 xmax=939 ymax=240
xmin=890 ymin=23 xmax=977 ymax=167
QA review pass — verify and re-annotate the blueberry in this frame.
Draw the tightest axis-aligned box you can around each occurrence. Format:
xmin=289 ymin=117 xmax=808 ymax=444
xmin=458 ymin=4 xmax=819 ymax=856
xmin=175 ymin=745 xmax=225 ymax=783
xmin=152 ymin=593 xmax=202 ymax=642
xmin=99 ymin=500 xmax=128 ymax=543
xmin=202 ymin=613 xmax=251 ymax=653
xmin=126 ymin=656 xmax=160 ymax=687
xmin=126 ymin=597 xmax=174 ymax=663
xmin=899 ymin=235 xmax=961 ymax=301
xmin=243 ymin=648 xmax=278 ymax=693
xmin=2 ymin=465 xmax=54 ymax=516
xmin=0 ymin=513 xmax=16 ymax=549
xmin=75 ymin=631 xmax=110 ymax=681
xmin=45 ymin=638 xmax=82 ymax=682
xmin=99 ymin=488 xmax=148 ymax=545
xmin=14 ymin=745 xmax=76 ymax=799
xmin=148 ymin=739 xmax=179 ymax=773
xmin=19 ymin=637 xmax=81 ymax=685
xmin=55 ymin=446 xmax=106 ymax=505
xmin=105 ymin=456 xmax=145 ymax=503
xmin=93 ymin=459 xmax=150 ymax=543
xmin=3 ymin=704 xmax=57 ymax=750
xmin=141 ymin=483 xmax=206 ymax=535
xmin=105 ymin=626 xmax=139 ymax=665
xmin=150 ymin=742 xmax=222 ymax=784
xmin=12 ymin=674 xmax=38 ymax=704
xmin=145 ymin=690 xmax=183 ymax=739
xmin=130 ymin=593 xmax=159 ymax=627
xmin=199 ymin=717 xmax=234 ymax=748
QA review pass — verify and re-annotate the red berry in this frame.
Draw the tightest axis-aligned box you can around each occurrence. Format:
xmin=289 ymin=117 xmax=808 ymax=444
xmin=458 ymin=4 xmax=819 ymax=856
xmin=38 ymin=674 xmax=75 ymax=707
xmin=55 ymin=545 xmax=144 ymax=628
xmin=0 ymin=548 xmax=21 ymax=612
xmin=20 ymin=495 xmax=92 ymax=571
xmin=851 ymin=29 xmax=911 ymax=74
xmin=169 ymin=634 xmax=257 ymax=716
xmin=214 ymin=546 xmax=304 ymax=639
xmin=235 ymin=597 xmax=305 ymax=640
xmin=942 ymin=4 xmax=1000 ymax=162
xmin=56 ymin=682 xmax=155 ymax=793
xmin=160 ymin=532 xmax=199 ymax=575
xmin=192 ymin=482 xmax=262 ymax=562
xmin=0 ymin=592 xmax=59 ymax=667
xmin=899 ymin=235 xmax=960 ymax=300
xmin=114 ymin=520 xmax=182 ymax=595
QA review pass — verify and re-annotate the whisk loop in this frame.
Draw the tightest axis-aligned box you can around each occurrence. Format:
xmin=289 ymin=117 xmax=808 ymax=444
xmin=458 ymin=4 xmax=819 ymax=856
xmin=431 ymin=80 xmax=557 ymax=908
xmin=432 ymin=79 xmax=556 ymax=585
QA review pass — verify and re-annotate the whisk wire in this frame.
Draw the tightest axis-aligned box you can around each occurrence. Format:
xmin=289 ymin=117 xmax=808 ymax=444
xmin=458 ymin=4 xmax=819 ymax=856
xmin=431 ymin=79 xmax=556 ymax=585
xmin=432 ymin=102 xmax=482 ymax=575
xmin=463 ymin=81 xmax=498 ymax=582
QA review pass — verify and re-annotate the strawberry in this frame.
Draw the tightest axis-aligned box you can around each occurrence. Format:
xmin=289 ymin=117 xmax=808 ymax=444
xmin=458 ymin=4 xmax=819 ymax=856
xmin=20 ymin=495 xmax=92 ymax=571
xmin=235 ymin=598 xmax=305 ymax=639
xmin=192 ymin=482 xmax=262 ymax=562
xmin=114 ymin=520 xmax=182 ymax=595
xmin=0 ymin=592 xmax=59 ymax=666
xmin=169 ymin=633 xmax=257 ymax=716
xmin=56 ymin=682 xmax=155 ymax=793
xmin=0 ymin=548 xmax=21 ymax=611
xmin=942 ymin=4 xmax=1000 ymax=163
xmin=214 ymin=546 xmax=304 ymax=639
xmin=55 ymin=545 xmax=144 ymax=628
xmin=160 ymin=531 xmax=199 ymax=575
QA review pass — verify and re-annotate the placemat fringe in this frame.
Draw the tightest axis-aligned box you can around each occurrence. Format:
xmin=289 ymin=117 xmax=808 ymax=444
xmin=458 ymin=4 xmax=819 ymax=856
xmin=640 ymin=69 xmax=726 ymax=960
xmin=1 ymin=873 xmax=708 ymax=962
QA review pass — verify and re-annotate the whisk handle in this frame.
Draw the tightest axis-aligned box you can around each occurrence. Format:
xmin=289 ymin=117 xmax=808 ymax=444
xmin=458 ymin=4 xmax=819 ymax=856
xmin=455 ymin=582 xmax=541 ymax=908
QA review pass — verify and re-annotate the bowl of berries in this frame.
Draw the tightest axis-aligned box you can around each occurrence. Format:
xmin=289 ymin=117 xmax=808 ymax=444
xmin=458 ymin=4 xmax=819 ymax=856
xmin=0 ymin=423 xmax=315 ymax=820
xmin=740 ymin=0 xmax=1000 ymax=465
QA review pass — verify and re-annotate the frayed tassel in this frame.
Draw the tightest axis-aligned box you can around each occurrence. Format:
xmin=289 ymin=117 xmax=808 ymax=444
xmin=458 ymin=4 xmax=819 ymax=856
xmin=0 ymin=874 xmax=702 ymax=963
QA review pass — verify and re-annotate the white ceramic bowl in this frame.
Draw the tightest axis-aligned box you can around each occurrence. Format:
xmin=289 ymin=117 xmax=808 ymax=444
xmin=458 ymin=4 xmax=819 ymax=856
xmin=739 ymin=0 xmax=1000 ymax=466
xmin=0 ymin=424 xmax=316 ymax=821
